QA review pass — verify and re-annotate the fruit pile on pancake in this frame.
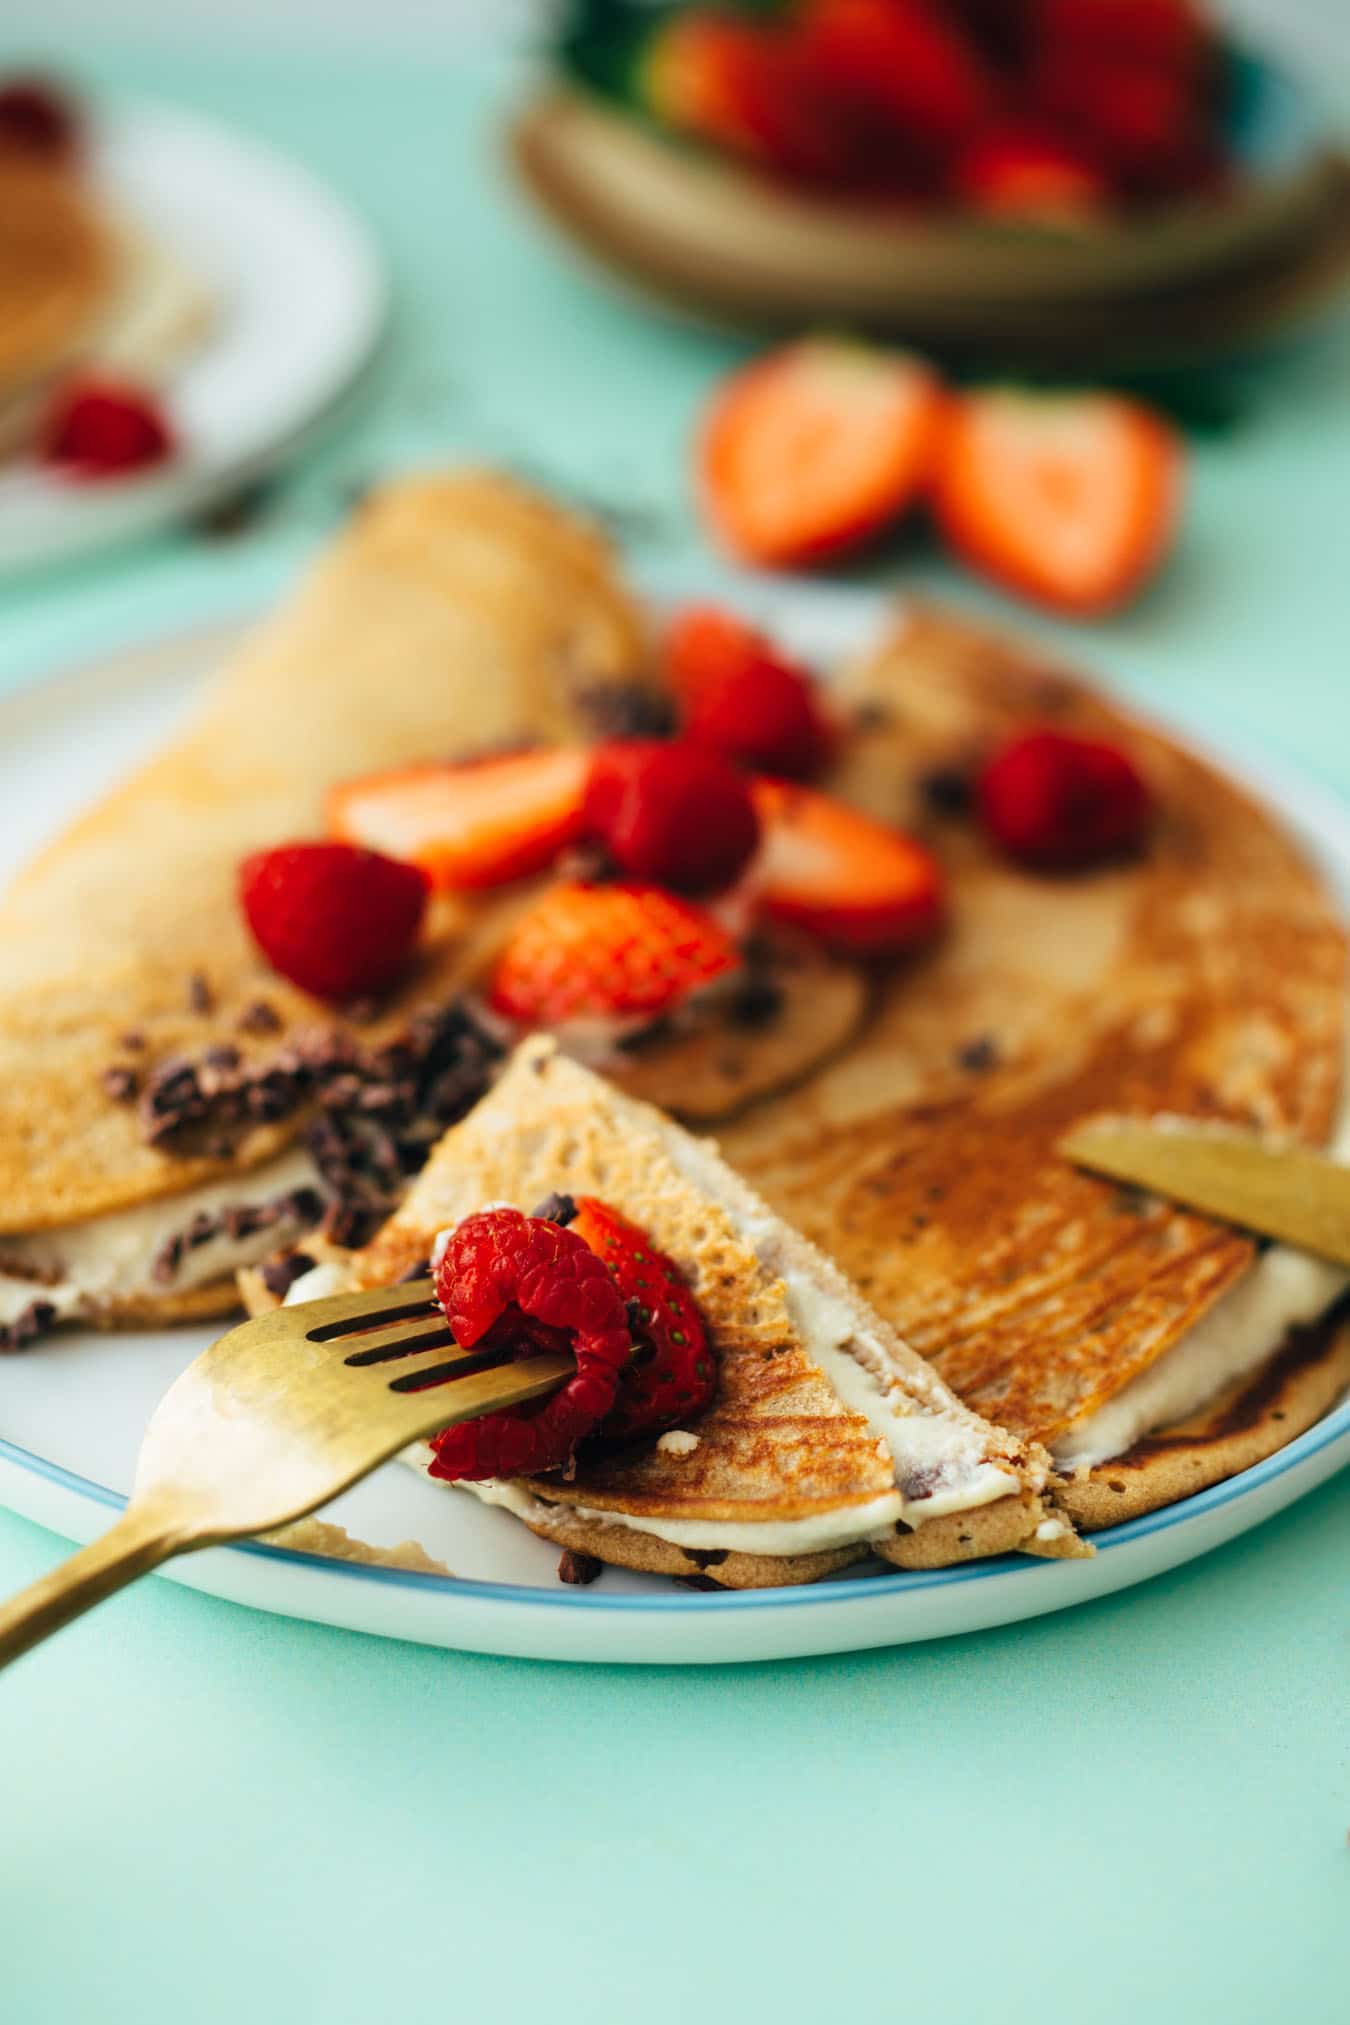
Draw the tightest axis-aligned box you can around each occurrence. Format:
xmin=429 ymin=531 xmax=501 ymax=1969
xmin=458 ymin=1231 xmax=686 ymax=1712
xmin=0 ymin=75 xmax=209 ymax=476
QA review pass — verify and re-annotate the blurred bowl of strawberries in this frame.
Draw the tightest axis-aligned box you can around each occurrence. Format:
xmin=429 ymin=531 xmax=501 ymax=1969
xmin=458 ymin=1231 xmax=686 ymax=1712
xmin=510 ymin=0 xmax=1350 ymax=370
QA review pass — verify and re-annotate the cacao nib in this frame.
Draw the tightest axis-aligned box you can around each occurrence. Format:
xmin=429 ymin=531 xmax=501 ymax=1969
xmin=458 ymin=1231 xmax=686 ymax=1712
xmin=557 ymin=1549 xmax=603 ymax=1586
xmin=0 ymin=1300 xmax=58 ymax=1355
xmin=532 ymin=1192 xmax=578 ymax=1227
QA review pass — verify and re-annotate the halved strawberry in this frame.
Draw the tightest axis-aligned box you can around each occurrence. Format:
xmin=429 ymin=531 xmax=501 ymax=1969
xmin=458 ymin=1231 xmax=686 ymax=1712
xmin=570 ymin=1197 xmax=716 ymax=1442
xmin=952 ymin=124 xmax=1111 ymax=216
xmin=933 ymin=389 xmax=1183 ymax=615
xmin=750 ymin=780 xmax=945 ymax=956
xmin=665 ymin=606 xmax=832 ymax=780
xmin=488 ymin=882 xmax=740 ymax=1028
xmin=327 ymin=747 xmax=589 ymax=891
xmin=700 ymin=338 xmax=946 ymax=569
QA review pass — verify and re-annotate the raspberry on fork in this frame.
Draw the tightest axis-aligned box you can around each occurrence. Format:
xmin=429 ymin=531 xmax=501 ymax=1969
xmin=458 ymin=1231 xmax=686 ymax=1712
xmin=427 ymin=1207 xmax=633 ymax=1481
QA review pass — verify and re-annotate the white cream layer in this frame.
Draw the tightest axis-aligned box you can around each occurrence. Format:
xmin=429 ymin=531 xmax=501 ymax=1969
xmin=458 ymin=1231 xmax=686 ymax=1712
xmin=1054 ymin=1106 xmax=1350 ymax=1469
xmin=0 ymin=1147 xmax=319 ymax=1326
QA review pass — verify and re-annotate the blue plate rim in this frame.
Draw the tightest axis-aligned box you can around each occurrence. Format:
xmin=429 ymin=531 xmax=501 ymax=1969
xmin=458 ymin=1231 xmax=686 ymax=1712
xmin=2 ymin=1391 xmax=1345 ymax=1615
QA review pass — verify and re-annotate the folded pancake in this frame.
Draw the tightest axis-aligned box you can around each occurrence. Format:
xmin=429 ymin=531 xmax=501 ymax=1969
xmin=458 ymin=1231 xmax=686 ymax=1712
xmin=325 ymin=1037 xmax=1073 ymax=1587
xmin=0 ymin=473 xmax=658 ymax=1327
xmin=719 ymin=607 xmax=1349 ymax=1521
xmin=0 ymin=472 xmax=861 ymax=1342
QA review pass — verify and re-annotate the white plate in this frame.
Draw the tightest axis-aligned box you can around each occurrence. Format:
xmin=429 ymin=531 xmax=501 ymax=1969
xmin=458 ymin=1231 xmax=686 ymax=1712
xmin=0 ymin=99 xmax=387 ymax=571
xmin=1 ymin=609 xmax=1347 ymax=1664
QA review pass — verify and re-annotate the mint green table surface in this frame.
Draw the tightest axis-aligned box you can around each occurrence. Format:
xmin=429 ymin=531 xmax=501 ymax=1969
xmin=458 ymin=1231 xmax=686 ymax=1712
xmin=0 ymin=32 xmax=1347 ymax=2025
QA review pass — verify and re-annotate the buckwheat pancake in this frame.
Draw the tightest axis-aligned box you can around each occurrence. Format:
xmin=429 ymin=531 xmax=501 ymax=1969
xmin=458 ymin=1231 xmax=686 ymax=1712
xmin=341 ymin=1039 xmax=1072 ymax=1586
xmin=0 ymin=473 xmax=858 ymax=1337
xmin=719 ymin=607 xmax=1348 ymax=1520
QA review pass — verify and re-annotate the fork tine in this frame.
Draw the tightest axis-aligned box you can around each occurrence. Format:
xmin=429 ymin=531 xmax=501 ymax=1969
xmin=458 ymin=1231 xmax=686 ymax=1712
xmin=302 ymin=1279 xmax=438 ymax=1341
xmin=388 ymin=1350 xmax=575 ymax=1423
xmin=340 ymin=1314 xmax=456 ymax=1363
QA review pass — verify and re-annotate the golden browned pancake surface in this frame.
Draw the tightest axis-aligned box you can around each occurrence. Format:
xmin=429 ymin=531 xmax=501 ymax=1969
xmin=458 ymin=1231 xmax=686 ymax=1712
xmin=0 ymin=160 xmax=113 ymax=393
xmin=0 ymin=474 xmax=652 ymax=1233
xmin=721 ymin=608 xmax=1347 ymax=1452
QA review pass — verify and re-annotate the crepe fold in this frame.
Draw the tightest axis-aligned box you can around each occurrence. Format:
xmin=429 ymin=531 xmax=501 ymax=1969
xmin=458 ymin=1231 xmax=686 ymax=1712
xmin=0 ymin=472 xmax=652 ymax=1234
xmin=351 ymin=1039 xmax=1068 ymax=1585
xmin=719 ymin=607 xmax=1348 ymax=1462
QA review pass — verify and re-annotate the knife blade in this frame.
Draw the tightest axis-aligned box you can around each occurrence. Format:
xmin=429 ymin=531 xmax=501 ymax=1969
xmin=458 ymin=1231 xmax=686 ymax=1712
xmin=1058 ymin=1114 xmax=1350 ymax=1269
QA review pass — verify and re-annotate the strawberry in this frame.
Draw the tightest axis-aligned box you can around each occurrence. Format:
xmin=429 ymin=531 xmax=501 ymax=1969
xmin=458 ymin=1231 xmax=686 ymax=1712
xmin=327 ymin=747 xmax=589 ymax=891
xmin=640 ymin=13 xmax=851 ymax=185
xmin=239 ymin=841 xmax=429 ymax=1003
xmin=666 ymin=606 xmax=832 ymax=780
xmin=488 ymin=882 xmax=740 ymax=1028
xmin=1033 ymin=0 xmax=1208 ymax=77
xmin=952 ymin=124 xmax=1110 ymax=216
xmin=933 ymin=388 xmax=1183 ymax=615
xmin=39 ymin=378 xmax=175 ymax=480
xmin=428 ymin=1206 xmax=633 ymax=1481
xmin=570 ymin=1197 xmax=716 ymax=1442
xmin=795 ymin=0 xmax=994 ymax=161
xmin=750 ymin=779 xmax=945 ymax=956
xmin=583 ymin=739 xmax=761 ymax=896
xmin=700 ymin=338 xmax=946 ymax=569
xmin=979 ymin=727 xmax=1152 ymax=869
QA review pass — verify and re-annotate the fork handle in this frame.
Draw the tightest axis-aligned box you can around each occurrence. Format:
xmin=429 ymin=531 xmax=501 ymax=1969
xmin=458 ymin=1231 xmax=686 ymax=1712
xmin=0 ymin=1501 xmax=185 ymax=1674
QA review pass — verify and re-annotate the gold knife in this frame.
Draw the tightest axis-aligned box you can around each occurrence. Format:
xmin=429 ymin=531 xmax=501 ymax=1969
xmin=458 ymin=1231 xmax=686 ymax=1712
xmin=1058 ymin=1114 xmax=1350 ymax=1269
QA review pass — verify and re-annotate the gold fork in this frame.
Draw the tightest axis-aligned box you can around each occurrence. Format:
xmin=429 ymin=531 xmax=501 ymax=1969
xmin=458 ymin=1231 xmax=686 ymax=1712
xmin=0 ymin=1280 xmax=572 ymax=1673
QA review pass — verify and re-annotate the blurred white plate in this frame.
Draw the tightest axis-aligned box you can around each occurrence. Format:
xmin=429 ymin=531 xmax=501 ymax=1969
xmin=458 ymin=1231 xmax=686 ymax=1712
xmin=0 ymin=97 xmax=388 ymax=570
xmin=0 ymin=607 xmax=1346 ymax=1664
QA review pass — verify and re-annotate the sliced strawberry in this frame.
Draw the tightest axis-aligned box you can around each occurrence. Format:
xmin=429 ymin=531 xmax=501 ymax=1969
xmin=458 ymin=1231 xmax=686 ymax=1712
xmin=701 ymin=339 xmax=946 ymax=569
xmin=583 ymin=740 xmax=761 ymax=896
xmin=238 ymin=841 xmax=429 ymax=1003
xmin=979 ymin=727 xmax=1152 ymax=869
xmin=933 ymin=389 xmax=1183 ymax=615
xmin=570 ymin=1197 xmax=716 ymax=1442
xmin=327 ymin=747 xmax=589 ymax=891
xmin=488 ymin=882 xmax=740 ymax=1028
xmin=750 ymin=779 xmax=945 ymax=956
xmin=666 ymin=606 xmax=832 ymax=780
xmin=952 ymin=124 xmax=1111 ymax=216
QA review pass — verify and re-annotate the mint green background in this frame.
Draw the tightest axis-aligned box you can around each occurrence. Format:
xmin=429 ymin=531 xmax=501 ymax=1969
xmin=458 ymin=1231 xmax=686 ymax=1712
xmin=0 ymin=33 xmax=1347 ymax=2025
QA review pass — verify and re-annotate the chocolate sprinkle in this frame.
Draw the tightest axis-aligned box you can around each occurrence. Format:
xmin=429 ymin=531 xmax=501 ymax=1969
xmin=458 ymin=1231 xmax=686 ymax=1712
xmin=187 ymin=970 xmax=215 ymax=1016
xmin=237 ymin=1000 xmax=281 ymax=1036
xmin=101 ymin=1065 xmax=140 ymax=1103
xmin=918 ymin=766 xmax=973 ymax=817
xmin=119 ymin=1028 xmax=147 ymax=1053
xmin=956 ymin=1035 xmax=999 ymax=1073
xmin=684 ymin=1549 xmax=728 ymax=1570
xmin=557 ymin=1549 xmax=603 ymax=1586
xmin=532 ymin=1192 xmax=578 ymax=1227
xmin=577 ymin=681 xmax=676 ymax=742
xmin=149 ymin=1185 xmax=327 ymax=1287
xmin=260 ymin=1252 xmax=316 ymax=1299
xmin=0 ymin=1300 xmax=58 ymax=1355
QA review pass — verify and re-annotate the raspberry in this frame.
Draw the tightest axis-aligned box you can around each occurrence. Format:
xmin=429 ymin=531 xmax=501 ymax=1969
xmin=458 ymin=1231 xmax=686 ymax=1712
xmin=39 ymin=378 xmax=175 ymax=480
xmin=978 ymin=727 xmax=1151 ymax=869
xmin=583 ymin=739 xmax=761 ymax=896
xmin=427 ymin=1207 xmax=633 ymax=1480
xmin=238 ymin=841 xmax=429 ymax=1003
xmin=570 ymin=1198 xmax=716 ymax=1443
xmin=0 ymin=77 xmax=80 ymax=160
xmin=666 ymin=607 xmax=831 ymax=780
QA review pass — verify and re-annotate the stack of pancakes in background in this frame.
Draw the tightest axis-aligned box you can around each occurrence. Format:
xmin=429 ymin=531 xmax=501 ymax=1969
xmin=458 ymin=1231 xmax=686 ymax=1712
xmin=0 ymin=100 xmax=209 ymax=464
